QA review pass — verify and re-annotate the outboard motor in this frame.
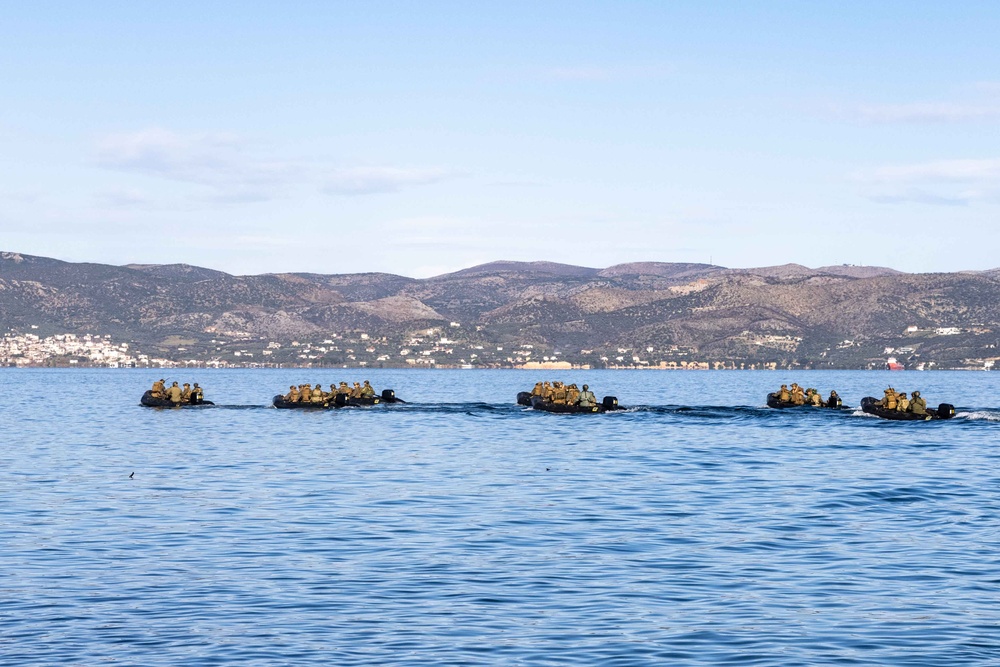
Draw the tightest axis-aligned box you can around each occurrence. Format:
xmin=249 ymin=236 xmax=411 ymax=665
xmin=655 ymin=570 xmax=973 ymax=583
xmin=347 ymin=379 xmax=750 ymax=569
xmin=381 ymin=388 xmax=396 ymax=403
xmin=602 ymin=396 xmax=618 ymax=411
xmin=516 ymin=391 xmax=533 ymax=406
xmin=936 ymin=403 xmax=956 ymax=419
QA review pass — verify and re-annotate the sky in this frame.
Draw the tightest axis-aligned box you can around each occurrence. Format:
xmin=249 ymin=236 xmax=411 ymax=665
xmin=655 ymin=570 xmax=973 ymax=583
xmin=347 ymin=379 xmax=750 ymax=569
xmin=1 ymin=1 xmax=999 ymax=277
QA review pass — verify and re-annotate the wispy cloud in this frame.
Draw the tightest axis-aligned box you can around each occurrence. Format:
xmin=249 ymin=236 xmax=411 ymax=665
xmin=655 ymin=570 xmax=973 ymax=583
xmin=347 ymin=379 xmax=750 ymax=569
xmin=541 ymin=64 xmax=673 ymax=82
xmin=97 ymin=128 xmax=300 ymax=201
xmin=855 ymin=102 xmax=1000 ymax=123
xmin=857 ymin=158 xmax=1000 ymax=205
xmin=96 ymin=128 xmax=454 ymax=203
xmin=95 ymin=187 xmax=152 ymax=208
xmin=322 ymin=167 xmax=453 ymax=196
xmin=842 ymin=83 xmax=1000 ymax=124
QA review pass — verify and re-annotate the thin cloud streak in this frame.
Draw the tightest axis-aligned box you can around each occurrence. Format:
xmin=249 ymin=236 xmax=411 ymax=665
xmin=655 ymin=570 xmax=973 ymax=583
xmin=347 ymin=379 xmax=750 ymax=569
xmin=541 ymin=64 xmax=674 ymax=82
xmin=857 ymin=158 xmax=1000 ymax=205
xmin=322 ymin=167 xmax=454 ymax=196
xmin=855 ymin=102 xmax=1000 ymax=123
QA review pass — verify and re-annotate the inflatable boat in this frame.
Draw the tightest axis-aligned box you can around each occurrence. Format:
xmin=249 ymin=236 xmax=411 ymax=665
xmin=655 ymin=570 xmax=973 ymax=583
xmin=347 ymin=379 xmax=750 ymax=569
xmin=766 ymin=393 xmax=843 ymax=409
xmin=519 ymin=393 xmax=622 ymax=413
xmin=140 ymin=390 xmax=214 ymax=407
xmin=273 ymin=389 xmax=402 ymax=409
xmin=859 ymin=396 xmax=955 ymax=421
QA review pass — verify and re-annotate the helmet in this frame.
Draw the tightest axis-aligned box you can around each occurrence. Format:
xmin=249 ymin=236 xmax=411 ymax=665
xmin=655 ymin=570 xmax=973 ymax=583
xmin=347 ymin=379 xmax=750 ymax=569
xmin=912 ymin=391 xmax=920 ymax=397
xmin=582 ymin=384 xmax=589 ymax=390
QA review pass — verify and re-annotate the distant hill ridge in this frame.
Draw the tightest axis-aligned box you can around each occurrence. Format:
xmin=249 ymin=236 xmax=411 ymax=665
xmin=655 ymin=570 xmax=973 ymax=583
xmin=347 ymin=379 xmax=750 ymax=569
xmin=1 ymin=250 xmax=998 ymax=369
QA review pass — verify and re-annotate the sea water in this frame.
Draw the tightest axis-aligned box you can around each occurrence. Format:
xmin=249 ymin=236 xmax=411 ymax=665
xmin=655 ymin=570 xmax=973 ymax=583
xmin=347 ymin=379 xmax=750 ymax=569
xmin=2 ymin=369 xmax=999 ymax=665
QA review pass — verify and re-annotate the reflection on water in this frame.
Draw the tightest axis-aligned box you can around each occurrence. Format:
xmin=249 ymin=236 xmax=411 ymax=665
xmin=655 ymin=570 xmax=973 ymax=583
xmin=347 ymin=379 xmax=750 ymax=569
xmin=2 ymin=369 xmax=999 ymax=665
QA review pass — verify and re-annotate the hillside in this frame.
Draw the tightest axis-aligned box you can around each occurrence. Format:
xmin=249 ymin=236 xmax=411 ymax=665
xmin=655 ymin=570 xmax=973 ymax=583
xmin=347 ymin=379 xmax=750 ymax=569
xmin=2 ymin=251 xmax=999 ymax=369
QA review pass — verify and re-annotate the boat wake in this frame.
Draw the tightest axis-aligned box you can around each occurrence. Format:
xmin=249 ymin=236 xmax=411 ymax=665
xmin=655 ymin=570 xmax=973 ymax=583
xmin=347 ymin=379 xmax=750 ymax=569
xmin=140 ymin=401 xmax=1000 ymax=424
xmin=956 ymin=410 xmax=1000 ymax=422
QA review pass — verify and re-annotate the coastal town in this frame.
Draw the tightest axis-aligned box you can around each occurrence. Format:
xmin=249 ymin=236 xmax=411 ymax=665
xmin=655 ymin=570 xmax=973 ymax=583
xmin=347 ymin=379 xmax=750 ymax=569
xmin=3 ymin=323 xmax=997 ymax=371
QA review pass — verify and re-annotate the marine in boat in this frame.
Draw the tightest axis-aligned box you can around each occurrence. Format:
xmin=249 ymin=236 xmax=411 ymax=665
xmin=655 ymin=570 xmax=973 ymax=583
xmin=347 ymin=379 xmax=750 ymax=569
xmin=516 ymin=381 xmax=622 ymax=413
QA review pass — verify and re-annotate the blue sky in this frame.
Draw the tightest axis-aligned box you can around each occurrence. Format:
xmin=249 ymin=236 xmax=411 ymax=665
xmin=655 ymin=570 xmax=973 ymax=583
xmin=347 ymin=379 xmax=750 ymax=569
xmin=2 ymin=1 xmax=999 ymax=276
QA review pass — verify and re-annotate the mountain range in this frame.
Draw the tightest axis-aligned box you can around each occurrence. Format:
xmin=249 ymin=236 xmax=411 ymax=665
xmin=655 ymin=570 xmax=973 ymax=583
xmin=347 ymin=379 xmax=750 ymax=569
xmin=2 ymin=251 xmax=999 ymax=369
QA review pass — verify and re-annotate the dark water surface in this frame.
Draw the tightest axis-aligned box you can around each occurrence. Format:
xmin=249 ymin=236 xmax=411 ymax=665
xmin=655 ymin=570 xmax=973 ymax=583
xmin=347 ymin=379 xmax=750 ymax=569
xmin=2 ymin=369 xmax=999 ymax=665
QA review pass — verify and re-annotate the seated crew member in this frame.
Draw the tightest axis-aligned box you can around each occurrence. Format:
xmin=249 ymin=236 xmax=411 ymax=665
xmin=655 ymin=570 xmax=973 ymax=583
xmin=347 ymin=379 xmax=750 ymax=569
xmin=151 ymin=379 xmax=166 ymax=398
xmin=284 ymin=385 xmax=299 ymax=402
xmin=810 ymin=389 xmax=823 ymax=406
xmin=877 ymin=388 xmax=897 ymax=410
xmin=551 ymin=382 xmax=568 ymax=405
xmin=180 ymin=383 xmax=192 ymax=402
xmin=311 ymin=383 xmax=324 ymax=403
xmin=910 ymin=390 xmax=927 ymax=415
xmin=338 ymin=382 xmax=351 ymax=395
xmin=166 ymin=381 xmax=183 ymax=405
xmin=301 ymin=384 xmax=312 ymax=401
xmin=791 ymin=385 xmax=806 ymax=405
xmin=192 ymin=383 xmax=203 ymax=403
xmin=578 ymin=384 xmax=597 ymax=408
xmin=327 ymin=384 xmax=337 ymax=399
xmin=531 ymin=382 xmax=544 ymax=397
xmin=896 ymin=392 xmax=910 ymax=412
xmin=778 ymin=384 xmax=790 ymax=402
xmin=566 ymin=384 xmax=580 ymax=405
xmin=827 ymin=390 xmax=840 ymax=407
xmin=350 ymin=382 xmax=363 ymax=398
xmin=541 ymin=382 xmax=553 ymax=400
xmin=361 ymin=380 xmax=376 ymax=398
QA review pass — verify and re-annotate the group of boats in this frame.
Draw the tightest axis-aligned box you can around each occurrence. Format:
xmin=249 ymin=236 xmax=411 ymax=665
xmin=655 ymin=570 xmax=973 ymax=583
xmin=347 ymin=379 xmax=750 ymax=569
xmin=767 ymin=391 xmax=956 ymax=421
xmin=137 ymin=383 xmax=957 ymax=422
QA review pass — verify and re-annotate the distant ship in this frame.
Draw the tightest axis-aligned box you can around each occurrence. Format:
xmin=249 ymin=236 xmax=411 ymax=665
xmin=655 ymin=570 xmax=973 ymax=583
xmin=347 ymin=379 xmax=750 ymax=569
xmin=886 ymin=356 xmax=904 ymax=371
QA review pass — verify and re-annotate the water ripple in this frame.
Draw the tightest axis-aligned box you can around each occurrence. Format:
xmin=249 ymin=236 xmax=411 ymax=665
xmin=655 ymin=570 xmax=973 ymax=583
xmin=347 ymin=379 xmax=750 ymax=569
xmin=2 ymin=369 xmax=999 ymax=665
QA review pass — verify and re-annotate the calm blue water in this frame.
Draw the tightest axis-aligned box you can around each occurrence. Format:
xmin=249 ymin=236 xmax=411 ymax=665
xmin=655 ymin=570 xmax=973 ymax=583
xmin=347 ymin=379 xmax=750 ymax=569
xmin=2 ymin=369 xmax=999 ymax=665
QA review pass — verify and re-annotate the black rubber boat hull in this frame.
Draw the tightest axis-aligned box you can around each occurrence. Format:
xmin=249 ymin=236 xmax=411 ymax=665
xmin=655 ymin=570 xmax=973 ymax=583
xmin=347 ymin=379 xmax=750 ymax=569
xmin=273 ymin=395 xmax=335 ymax=409
xmin=860 ymin=396 xmax=955 ymax=421
xmin=527 ymin=395 xmax=621 ymax=413
xmin=516 ymin=391 xmax=533 ymax=406
xmin=140 ymin=390 xmax=214 ymax=407
xmin=334 ymin=389 xmax=402 ymax=407
xmin=766 ymin=393 xmax=843 ymax=409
